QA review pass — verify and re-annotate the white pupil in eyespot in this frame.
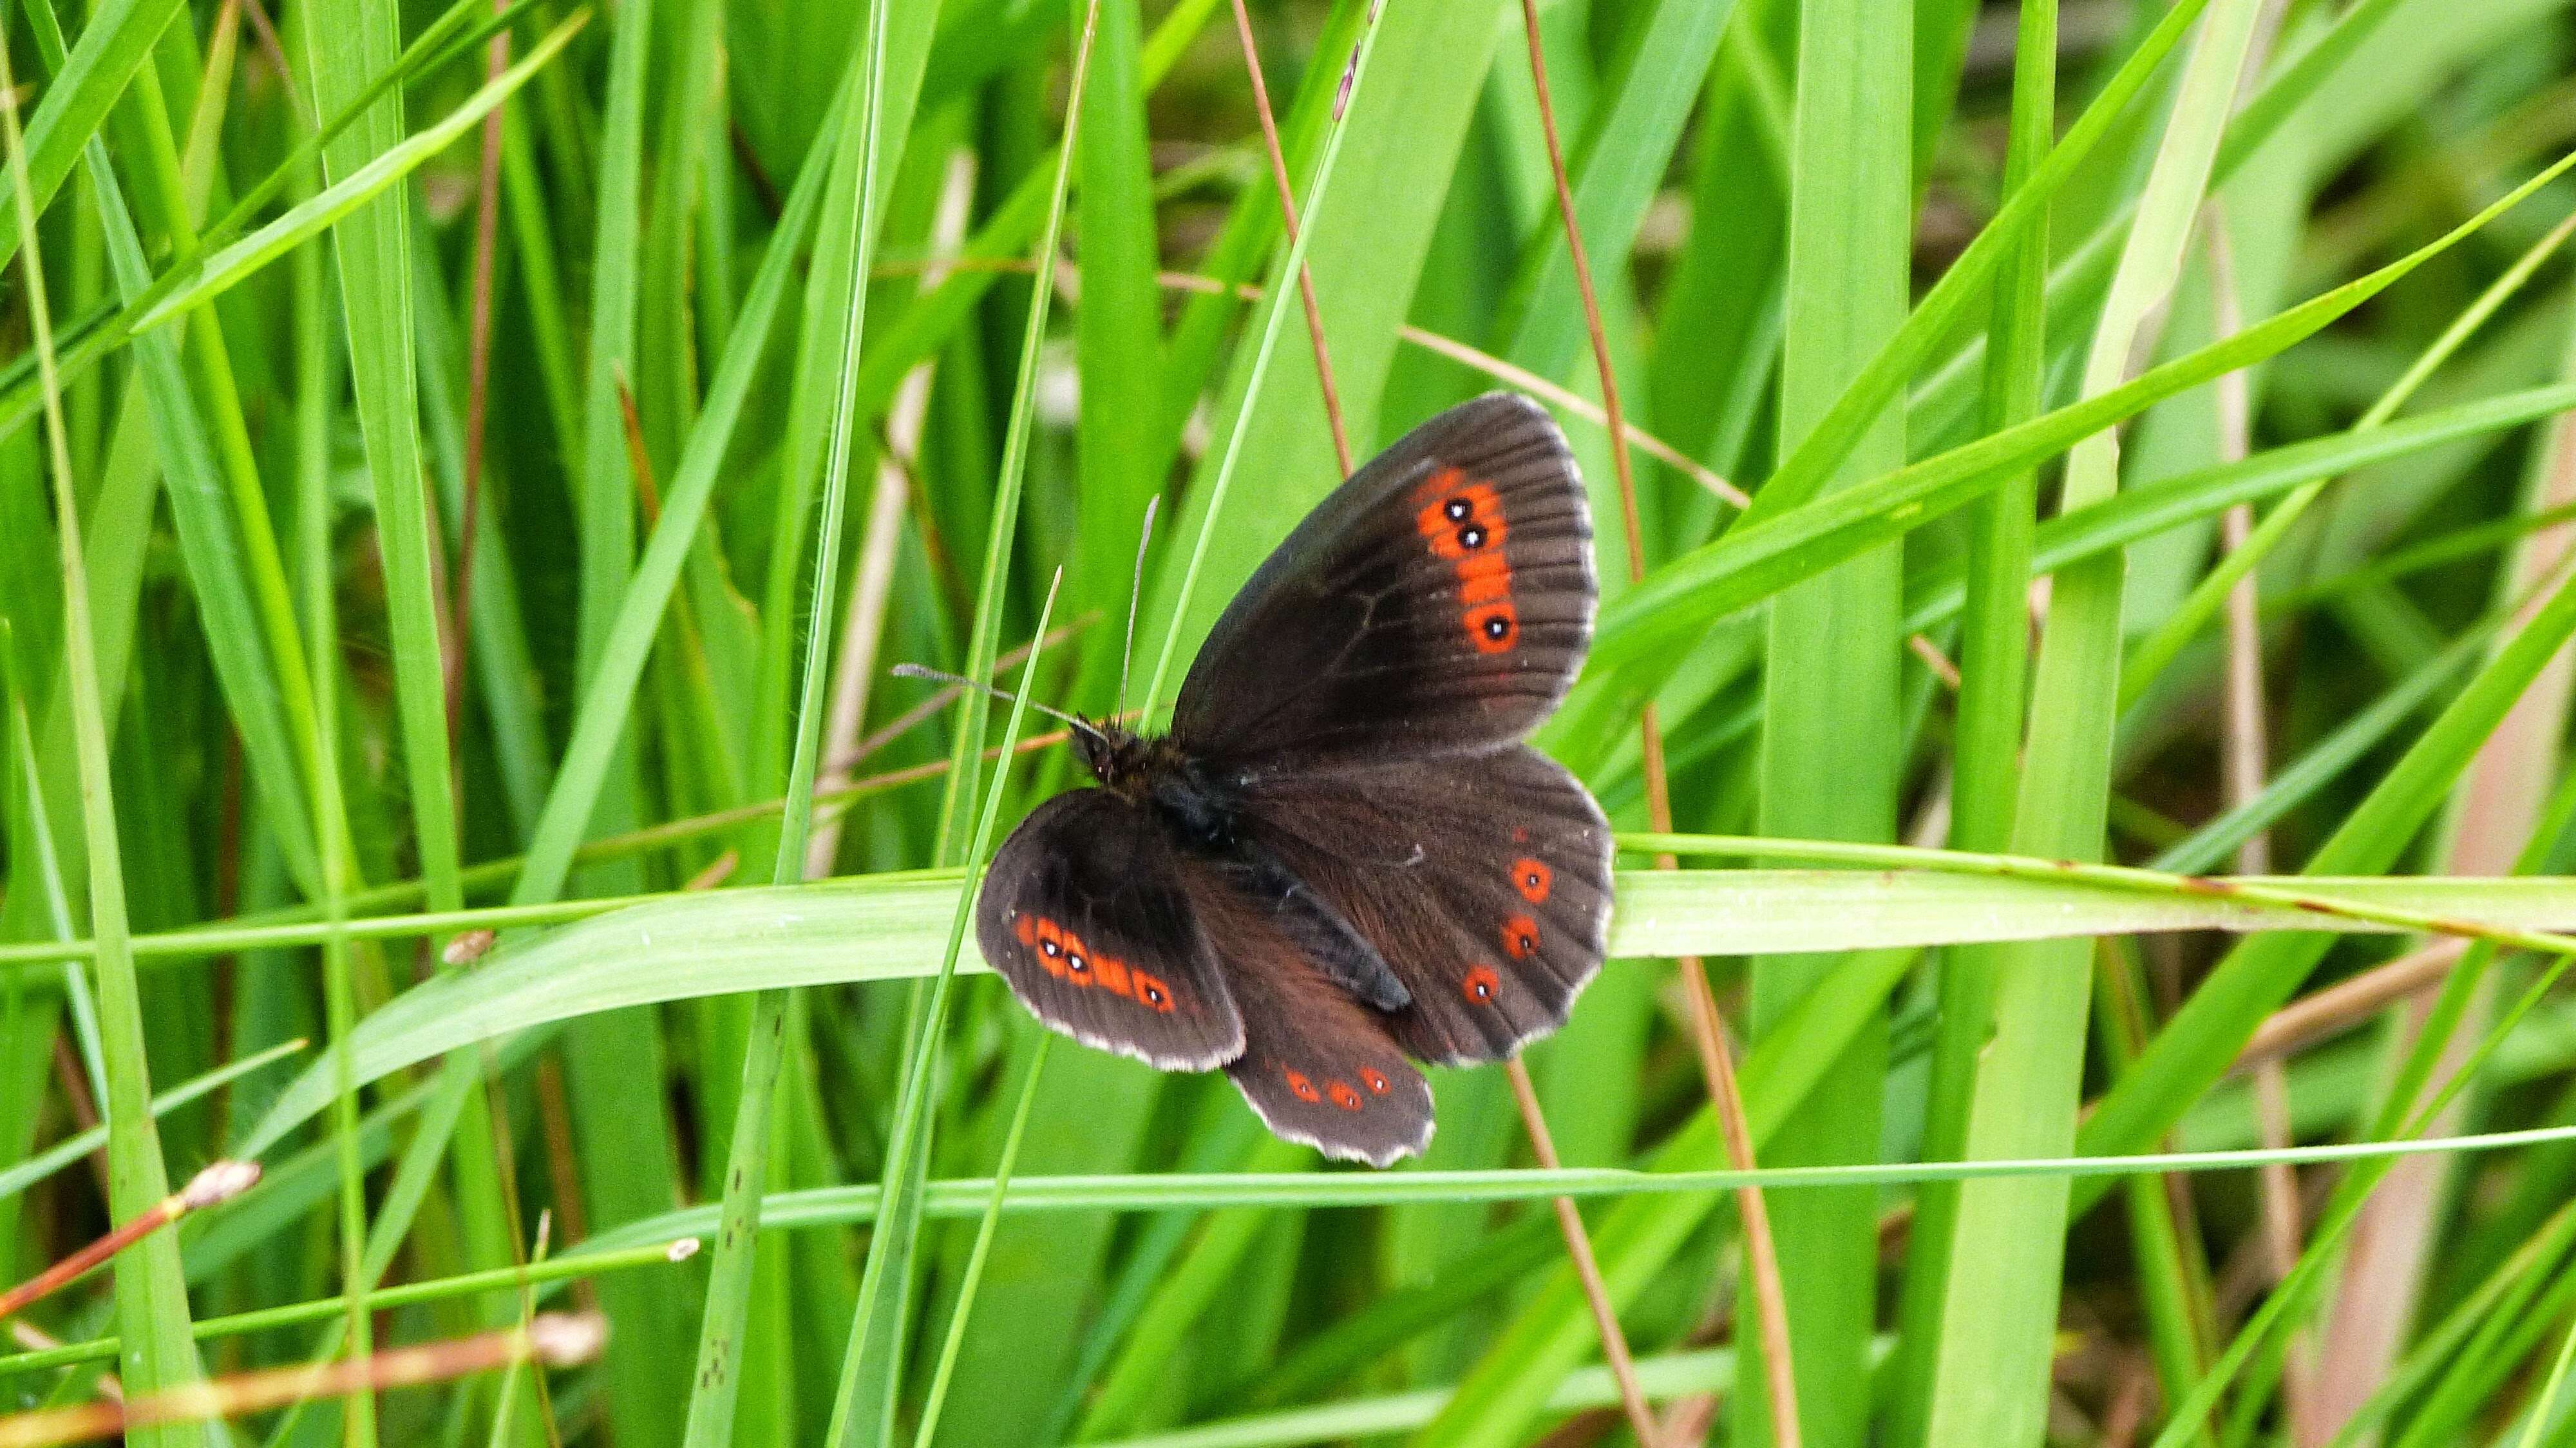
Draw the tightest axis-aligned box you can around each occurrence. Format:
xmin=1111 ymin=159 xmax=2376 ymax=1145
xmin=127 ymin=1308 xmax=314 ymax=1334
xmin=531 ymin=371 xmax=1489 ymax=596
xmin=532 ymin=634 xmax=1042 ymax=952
xmin=1459 ymin=526 xmax=1485 ymax=548
xmin=1486 ymin=618 xmax=1508 ymax=637
xmin=1041 ymin=941 xmax=1059 ymax=956
xmin=1445 ymin=499 xmax=1469 ymax=520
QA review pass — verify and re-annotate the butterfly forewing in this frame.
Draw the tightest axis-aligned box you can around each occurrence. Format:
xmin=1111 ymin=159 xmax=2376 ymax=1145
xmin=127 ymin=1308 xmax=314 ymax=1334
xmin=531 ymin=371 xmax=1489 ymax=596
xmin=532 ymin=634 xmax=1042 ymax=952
xmin=1171 ymin=393 xmax=1595 ymax=769
xmin=976 ymin=790 xmax=1245 ymax=1072
xmin=1231 ymin=745 xmax=1613 ymax=1065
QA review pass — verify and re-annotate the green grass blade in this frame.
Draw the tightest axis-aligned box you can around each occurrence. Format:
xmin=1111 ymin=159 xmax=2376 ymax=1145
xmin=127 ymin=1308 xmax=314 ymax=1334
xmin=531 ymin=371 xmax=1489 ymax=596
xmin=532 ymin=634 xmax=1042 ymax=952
xmin=0 ymin=0 xmax=186 ymax=274
xmin=1891 ymin=0 xmax=2054 ymax=1432
xmin=0 ymin=31 xmax=207 ymax=1441
xmin=826 ymin=571 xmax=1065 ymax=1446
xmin=1921 ymin=3 xmax=2269 ymax=1440
xmin=299 ymin=0 xmax=466 ymax=921
xmin=1739 ymin=0 xmax=1913 ymax=1442
xmin=684 ymin=0 xmax=902 ymax=1436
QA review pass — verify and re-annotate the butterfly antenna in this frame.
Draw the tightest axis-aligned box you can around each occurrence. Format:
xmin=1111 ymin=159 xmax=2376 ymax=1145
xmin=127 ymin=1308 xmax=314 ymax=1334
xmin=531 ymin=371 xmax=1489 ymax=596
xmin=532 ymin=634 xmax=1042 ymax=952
xmin=1113 ymin=495 xmax=1160 ymax=722
xmin=890 ymin=663 xmax=1107 ymax=743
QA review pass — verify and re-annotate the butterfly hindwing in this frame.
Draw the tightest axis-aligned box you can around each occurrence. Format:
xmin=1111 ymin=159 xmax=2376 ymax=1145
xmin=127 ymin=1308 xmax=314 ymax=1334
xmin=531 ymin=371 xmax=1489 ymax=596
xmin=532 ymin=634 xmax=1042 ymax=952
xmin=1180 ymin=861 xmax=1435 ymax=1167
xmin=976 ymin=790 xmax=1245 ymax=1072
xmin=1171 ymin=393 xmax=1595 ymax=768
xmin=1231 ymin=745 xmax=1614 ymax=1065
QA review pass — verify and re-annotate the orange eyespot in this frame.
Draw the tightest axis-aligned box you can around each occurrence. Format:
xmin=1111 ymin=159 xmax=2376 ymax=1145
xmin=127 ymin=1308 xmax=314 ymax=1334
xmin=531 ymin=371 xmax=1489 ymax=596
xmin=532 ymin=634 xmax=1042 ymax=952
xmin=1463 ymin=964 xmax=1501 ymax=1003
xmin=1467 ymin=602 xmax=1519 ymax=654
xmin=1133 ymin=971 xmax=1175 ymax=1013
xmin=1328 ymin=1081 xmax=1363 ymax=1111
xmin=1284 ymin=1069 xmax=1321 ymax=1103
xmin=1502 ymin=915 xmax=1540 ymax=958
xmin=1512 ymin=857 xmax=1553 ymax=903
xmin=1362 ymin=1068 xmax=1391 ymax=1094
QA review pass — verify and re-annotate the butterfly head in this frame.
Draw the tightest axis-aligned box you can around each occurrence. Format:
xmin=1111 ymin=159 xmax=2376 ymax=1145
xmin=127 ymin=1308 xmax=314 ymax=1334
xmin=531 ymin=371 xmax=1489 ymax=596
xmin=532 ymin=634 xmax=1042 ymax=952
xmin=1072 ymin=717 xmax=1159 ymax=792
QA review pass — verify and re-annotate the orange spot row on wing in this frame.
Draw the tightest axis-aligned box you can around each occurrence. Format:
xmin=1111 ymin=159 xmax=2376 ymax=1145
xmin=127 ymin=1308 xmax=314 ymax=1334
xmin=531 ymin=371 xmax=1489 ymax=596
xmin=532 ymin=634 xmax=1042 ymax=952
xmin=1412 ymin=466 xmax=1519 ymax=654
xmin=1012 ymin=913 xmax=1176 ymax=1012
xmin=1283 ymin=1063 xmax=1368 ymax=1112
xmin=1502 ymin=915 xmax=1540 ymax=959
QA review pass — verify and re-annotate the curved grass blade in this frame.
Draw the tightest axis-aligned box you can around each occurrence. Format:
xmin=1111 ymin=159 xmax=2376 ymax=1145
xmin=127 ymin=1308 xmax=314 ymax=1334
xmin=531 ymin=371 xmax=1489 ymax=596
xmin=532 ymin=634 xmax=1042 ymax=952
xmin=231 ymin=863 xmax=2576 ymax=1158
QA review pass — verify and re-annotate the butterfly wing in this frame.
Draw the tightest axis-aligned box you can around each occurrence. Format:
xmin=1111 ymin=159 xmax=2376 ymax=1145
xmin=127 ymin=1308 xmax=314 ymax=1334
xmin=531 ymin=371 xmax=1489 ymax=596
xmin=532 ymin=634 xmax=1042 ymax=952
xmin=1230 ymin=745 xmax=1614 ymax=1065
xmin=1171 ymin=393 xmax=1595 ymax=769
xmin=1179 ymin=860 xmax=1435 ymax=1166
xmin=976 ymin=790 xmax=1246 ymax=1072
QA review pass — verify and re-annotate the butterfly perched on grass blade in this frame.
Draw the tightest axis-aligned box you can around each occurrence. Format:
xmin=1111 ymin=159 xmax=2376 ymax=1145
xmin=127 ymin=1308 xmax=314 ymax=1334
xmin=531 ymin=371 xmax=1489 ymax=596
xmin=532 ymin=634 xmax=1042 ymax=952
xmin=973 ymin=392 xmax=1611 ymax=1166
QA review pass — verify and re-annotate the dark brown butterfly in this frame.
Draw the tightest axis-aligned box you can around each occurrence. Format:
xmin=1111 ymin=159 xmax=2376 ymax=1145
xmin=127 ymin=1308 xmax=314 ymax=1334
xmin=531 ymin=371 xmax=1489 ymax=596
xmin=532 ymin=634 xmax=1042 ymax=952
xmin=972 ymin=393 xmax=1611 ymax=1166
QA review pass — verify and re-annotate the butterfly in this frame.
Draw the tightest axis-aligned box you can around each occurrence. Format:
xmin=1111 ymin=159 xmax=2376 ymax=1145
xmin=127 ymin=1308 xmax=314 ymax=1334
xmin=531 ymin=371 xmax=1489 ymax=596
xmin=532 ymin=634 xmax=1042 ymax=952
xmin=972 ymin=393 xmax=1611 ymax=1166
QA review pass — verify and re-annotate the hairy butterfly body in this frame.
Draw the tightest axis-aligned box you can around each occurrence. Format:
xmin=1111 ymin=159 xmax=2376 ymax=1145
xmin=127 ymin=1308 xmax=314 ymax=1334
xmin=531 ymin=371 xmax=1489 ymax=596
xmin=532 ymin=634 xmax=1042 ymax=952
xmin=974 ymin=393 xmax=1611 ymax=1166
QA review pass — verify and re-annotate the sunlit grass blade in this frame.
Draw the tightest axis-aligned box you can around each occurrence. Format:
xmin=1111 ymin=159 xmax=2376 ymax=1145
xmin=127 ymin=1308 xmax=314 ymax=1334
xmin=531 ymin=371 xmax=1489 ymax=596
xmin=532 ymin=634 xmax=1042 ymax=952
xmin=679 ymin=12 xmax=905 ymax=1441
xmin=0 ymin=29 xmax=207 ymax=1436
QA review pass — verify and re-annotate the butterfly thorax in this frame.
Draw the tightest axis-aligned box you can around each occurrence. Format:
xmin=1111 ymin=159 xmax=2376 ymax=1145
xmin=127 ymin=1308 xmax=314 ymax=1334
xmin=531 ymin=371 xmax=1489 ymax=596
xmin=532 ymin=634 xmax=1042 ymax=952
xmin=1076 ymin=723 xmax=1238 ymax=853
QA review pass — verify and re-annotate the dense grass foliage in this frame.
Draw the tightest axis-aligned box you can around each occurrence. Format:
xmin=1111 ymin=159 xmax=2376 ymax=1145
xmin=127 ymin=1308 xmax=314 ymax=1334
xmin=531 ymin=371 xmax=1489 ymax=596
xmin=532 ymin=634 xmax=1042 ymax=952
xmin=10 ymin=0 xmax=2576 ymax=1443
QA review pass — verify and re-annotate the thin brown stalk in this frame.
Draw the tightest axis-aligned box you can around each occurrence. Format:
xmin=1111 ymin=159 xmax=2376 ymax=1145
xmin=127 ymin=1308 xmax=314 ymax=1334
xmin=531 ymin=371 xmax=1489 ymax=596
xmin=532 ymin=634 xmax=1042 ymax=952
xmin=1504 ymin=1058 xmax=1663 ymax=1448
xmin=0 ymin=1163 xmax=258 ymax=1322
xmin=2233 ymin=940 xmax=2470 ymax=1067
xmin=612 ymin=371 xmax=661 ymax=526
xmin=2098 ymin=1353 xmax=2156 ymax=1448
xmin=835 ymin=618 xmax=1097 ymax=774
xmin=874 ymin=254 xmax=1747 ymax=504
xmin=1229 ymin=0 xmax=1349 ymax=475
xmin=48 ymin=1041 xmax=111 ymax=1200
xmin=233 ymin=0 xmax=307 ymax=123
xmin=0 ymin=1313 xmax=605 ymax=1447
xmin=5 ymin=1325 xmax=120 ymax=1402
xmin=1909 ymin=633 xmax=1963 ymax=692
xmin=2206 ymin=214 xmax=2318 ymax=1444
xmin=683 ymin=850 xmax=739 ymax=893
xmin=442 ymin=0 xmax=510 ymax=747
xmin=1227 ymin=12 xmax=1657 ymax=1437
xmin=2315 ymin=244 xmax=2576 ymax=1434
xmin=531 ymin=1057 xmax=595 ymax=1309
xmin=1514 ymin=0 xmax=1797 ymax=1440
